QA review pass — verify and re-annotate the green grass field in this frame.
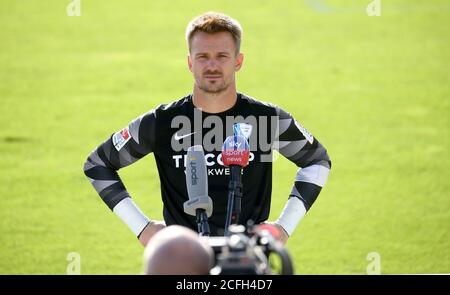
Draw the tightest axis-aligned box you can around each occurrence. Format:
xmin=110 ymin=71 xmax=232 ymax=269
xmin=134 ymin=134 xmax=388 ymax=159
xmin=0 ymin=0 xmax=449 ymax=274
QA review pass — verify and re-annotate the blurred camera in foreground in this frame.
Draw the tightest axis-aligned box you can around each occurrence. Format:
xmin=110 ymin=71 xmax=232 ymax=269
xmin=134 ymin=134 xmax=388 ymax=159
xmin=143 ymin=223 xmax=293 ymax=275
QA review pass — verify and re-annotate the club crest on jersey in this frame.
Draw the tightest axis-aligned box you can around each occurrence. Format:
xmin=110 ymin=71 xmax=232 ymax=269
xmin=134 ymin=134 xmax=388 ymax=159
xmin=233 ymin=123 xmax=253 ymax=140
xmin=294 ymin=120 xmax=314 ymax=144
xmin=112 ymin=127 xmax=131 ymax=151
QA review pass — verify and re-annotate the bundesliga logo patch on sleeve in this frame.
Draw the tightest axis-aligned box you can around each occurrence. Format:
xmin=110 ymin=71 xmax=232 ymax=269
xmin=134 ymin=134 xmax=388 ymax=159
xmin=112 ymin=127 xmax=131 ymax=151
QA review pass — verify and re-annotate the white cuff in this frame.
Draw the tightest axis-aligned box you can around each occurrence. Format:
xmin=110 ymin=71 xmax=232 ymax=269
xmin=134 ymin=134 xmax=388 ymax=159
xmin=275 ymin=197 xmax=307 ymax=236
xmin=113 ymin=197 xmax=150 ymax=236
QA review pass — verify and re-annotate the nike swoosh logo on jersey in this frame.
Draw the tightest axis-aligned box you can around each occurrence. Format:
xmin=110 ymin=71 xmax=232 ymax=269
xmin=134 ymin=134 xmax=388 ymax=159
xmin=174 ymin=132 xmax=196 ymax=141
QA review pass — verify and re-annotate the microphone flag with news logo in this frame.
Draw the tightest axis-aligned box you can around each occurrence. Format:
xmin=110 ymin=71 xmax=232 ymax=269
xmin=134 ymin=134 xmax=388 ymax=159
xmin=221 ymin=135 xmax=250 ymax=168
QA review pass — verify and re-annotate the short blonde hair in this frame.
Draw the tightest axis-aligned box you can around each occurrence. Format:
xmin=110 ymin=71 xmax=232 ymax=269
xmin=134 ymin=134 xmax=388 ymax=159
xmin=185 ymin=12 xmax=243 ymax=55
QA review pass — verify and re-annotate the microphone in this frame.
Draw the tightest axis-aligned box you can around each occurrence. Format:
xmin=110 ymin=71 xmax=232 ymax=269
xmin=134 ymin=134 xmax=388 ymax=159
xmin=183 ymin=145 xmax=213 ymax=236
xmin=221 ymin=135 xmax=250 ymax=235
xmin=222 ymin=135 xmax=250 ymax=168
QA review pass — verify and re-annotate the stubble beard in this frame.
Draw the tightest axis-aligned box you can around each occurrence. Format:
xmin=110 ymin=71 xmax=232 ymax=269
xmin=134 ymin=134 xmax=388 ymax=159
xmin=197 ymin=74 xmax=231 ymax=94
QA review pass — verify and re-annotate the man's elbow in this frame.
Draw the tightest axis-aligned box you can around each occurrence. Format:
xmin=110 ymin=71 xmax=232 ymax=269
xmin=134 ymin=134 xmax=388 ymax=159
xmin=83 ymin=148 xmax=107 ymax=178
xmin=83 ymin=157 xmax=93 ymax=179
xmin=315 ymin=147 xmax=331 ymax=172
xmin=322 ymin=146 xmax=332 ymax=170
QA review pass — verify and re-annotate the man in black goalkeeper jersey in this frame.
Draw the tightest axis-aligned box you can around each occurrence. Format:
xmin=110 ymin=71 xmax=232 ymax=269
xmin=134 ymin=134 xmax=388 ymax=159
xmin=83 ymin=12 xmax=331 ymax=246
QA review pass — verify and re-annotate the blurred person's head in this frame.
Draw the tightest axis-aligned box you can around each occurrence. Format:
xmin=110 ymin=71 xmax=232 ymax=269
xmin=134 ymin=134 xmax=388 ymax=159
xmin=186 ymin=12 xmax=244 ymax=94
xmin=143 ymin=225 xmax=214 ymax=275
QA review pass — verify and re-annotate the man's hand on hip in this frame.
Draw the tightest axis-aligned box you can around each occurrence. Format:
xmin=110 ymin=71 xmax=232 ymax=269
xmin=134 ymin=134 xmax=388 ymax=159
xmin=138 ymin=220 xmax=166 ymax=246
xmin=260 ymin=222 xmax=289 ymax=245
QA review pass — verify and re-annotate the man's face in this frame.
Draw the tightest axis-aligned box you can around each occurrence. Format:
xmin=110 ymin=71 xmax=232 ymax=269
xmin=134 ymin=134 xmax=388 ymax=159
xmin=188 ymin=31 xmax=243 ymax=94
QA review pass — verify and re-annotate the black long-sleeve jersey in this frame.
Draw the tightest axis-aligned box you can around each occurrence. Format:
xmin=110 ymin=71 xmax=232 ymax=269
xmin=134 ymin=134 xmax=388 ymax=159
xmin=84 ymin=93 xmax=331 ymax=236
